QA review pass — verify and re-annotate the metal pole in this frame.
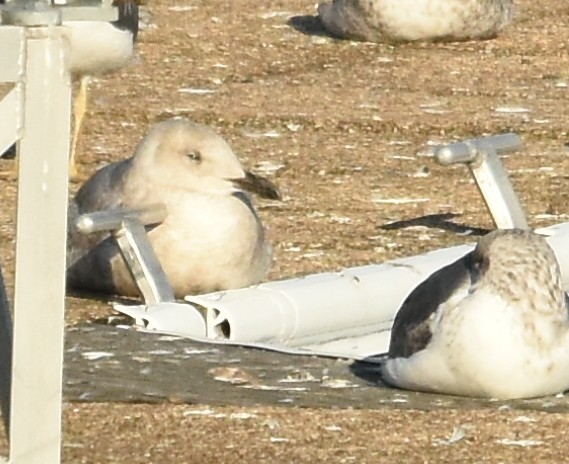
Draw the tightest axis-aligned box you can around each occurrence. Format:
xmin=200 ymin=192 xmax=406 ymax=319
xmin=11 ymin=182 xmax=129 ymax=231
xmin=75 ymin=205 xmax=176 ymax=304
xmin=434 ymin=134 xmax=529 ymax=230
xmin=10 ymin=25 xmax=71 ymax=463
xmin=115 ymin=219 xmax=176 ymax=304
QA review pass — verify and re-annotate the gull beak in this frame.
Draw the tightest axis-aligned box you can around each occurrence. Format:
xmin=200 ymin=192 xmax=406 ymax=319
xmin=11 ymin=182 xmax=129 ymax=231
xmin=230 ymin=171 xmax=281 ymax=200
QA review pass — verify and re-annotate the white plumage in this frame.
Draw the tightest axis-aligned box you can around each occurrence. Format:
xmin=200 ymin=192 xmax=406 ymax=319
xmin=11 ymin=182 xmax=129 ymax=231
xmin=318 ymin=0 xmax=514 ymax=43
xmin=67 ymin=118 xmax=281 ymax=299
xmin=65 ymin=0 xmax=139 ymax=180
xmin=382 ymin=229 xmax=569 ymax=400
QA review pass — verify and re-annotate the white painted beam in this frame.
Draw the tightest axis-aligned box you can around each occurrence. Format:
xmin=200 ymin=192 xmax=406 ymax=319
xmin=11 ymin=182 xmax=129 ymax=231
xmin=0 ymin=27 xmax=25 ymax=83
xmin=0 ymin=88 xmax=22 ymax=155
xmin=10 ymin=26 xmax=71 ymax=464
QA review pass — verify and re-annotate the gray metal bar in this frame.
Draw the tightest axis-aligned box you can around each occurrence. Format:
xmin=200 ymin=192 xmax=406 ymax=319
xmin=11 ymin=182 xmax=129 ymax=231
xmin=435 ymin=133 xmax=522 ymax=166
xmin=75 ymin=204 xmax=168 ymax=234
xmin=469 ymin=146 xmax=529 ymax=229
xmin=58 ymin=5 xmax=117 ymax=22
xmin=0 ymin=1 xmax=118 ymax=25
xmin=1 ymin=4 xmax=61 ymax=26
xmin=10 ymin=25 xmax=71 ymax=463
xmin=75 ymin=204 xmax=175 ymax=304
xmin=114 ymin=219 xmax=176 ymax=304
xmin=433 ymin=134 xmax=529 ymax=230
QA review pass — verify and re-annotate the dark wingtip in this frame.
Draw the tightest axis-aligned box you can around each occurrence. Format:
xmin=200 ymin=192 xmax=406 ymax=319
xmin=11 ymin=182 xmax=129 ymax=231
xmin=232 ymin=171 xmax=282 ymax=201
xmin=113 ymin=0 xmax=139 ymax=42
xmin=388 ymin=252 xmax=473 ymax=359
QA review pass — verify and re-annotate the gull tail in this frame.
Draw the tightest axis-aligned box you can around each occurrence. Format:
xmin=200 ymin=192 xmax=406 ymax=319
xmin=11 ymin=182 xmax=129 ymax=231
xmin=317 ymin=0 xmax=377 ymax=42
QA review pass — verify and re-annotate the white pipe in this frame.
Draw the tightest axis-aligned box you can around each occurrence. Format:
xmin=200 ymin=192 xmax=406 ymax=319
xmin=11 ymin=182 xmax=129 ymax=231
xmin=115 ymin=221 xmax=569 ymax=359
xmin=188 ymin=245 xmax=473 ymax=345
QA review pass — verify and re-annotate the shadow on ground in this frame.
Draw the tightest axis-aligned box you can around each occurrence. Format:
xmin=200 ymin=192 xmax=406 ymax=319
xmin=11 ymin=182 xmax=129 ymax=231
xmin=64 ymin=325 xmax=569 ymax=413
xmin=380 ymin=213 xmax=491 ymax=236
xmin=287 ymin=15 xmax=334 ymax=37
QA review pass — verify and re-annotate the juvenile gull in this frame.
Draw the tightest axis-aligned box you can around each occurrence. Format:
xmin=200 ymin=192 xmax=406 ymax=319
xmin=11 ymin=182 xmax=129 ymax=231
xmin=317 ymin=0 xmax=514 ymax=43
xmin=67 ymin=118 xmax=280 ymax=299
xmin=382 ymin=229 xmax=569 ymax=400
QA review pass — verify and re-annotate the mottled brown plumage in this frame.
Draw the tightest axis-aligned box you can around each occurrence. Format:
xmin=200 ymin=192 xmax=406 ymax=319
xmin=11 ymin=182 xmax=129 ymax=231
xmin=383 ymin=229 xmax=569 ymax=399
xmin=318 ymin=0 xmax=514 ymax=43
xmin=68 ymin=118 xmax=280 ymax=299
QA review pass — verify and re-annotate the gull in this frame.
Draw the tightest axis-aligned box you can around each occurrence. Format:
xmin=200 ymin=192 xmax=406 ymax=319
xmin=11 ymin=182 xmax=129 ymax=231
xmin=317 ymin=0 xmax=514 ymax=43
xmin=66 ymin=0 xmax=139 ymax=180
xmin=0 ymin=0 xmax=138 ymax=180
xmin=67 ymin=118 xmax=281 ymax=299
xmin=382 ymin=229 xmax=569 ymax=399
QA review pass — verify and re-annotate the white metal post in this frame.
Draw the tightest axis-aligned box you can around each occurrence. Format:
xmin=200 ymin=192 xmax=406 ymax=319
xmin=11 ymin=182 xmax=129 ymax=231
xmin=434 ymin=134 xmax=528 ymax=229
xmin=10 ymin=26 xmax=71 ymax=463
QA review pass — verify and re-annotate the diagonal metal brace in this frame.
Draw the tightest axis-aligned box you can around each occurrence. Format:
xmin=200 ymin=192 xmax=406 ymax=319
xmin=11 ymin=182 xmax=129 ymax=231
xmin=75 ymin=203 xmax=176 ymax=304
xmin=433 ymin=133 xmax=529 ymax=230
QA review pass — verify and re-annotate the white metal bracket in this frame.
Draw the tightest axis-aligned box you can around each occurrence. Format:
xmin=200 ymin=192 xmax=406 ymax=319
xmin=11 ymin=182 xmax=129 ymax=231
xmin=433 ymin=133 xmax=529 ymax=229
xmin=75 ymin=204 xmax=176 ymax=304
xmin=0 ymin=0 xmax=118 ymax=26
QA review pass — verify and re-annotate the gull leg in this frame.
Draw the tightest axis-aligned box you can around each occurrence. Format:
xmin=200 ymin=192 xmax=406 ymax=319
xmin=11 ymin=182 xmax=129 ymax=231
xmin=70 ymin=75 xmax=91 ymax=182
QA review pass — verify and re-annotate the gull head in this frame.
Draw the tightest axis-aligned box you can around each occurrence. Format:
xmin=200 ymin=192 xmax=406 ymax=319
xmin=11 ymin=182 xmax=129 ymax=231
xmin=470 ymin=229 xmax=566 ymax=314
xmin=133 ymin=118 xmax=280 ymax=199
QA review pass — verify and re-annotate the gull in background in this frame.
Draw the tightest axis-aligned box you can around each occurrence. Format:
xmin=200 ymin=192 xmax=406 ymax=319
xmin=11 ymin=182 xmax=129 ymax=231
xmin=382 ymin=229 xmax=569 ymax=400
xmin=317 ymin=0 xmax=514 ymax=43
xmin=66 ymin=0 xmax=139 ymax=180
xmin=0 ymin=0 xmax=139 ymax=179
xmin=67 ymin=118 xmax=281 ymax=299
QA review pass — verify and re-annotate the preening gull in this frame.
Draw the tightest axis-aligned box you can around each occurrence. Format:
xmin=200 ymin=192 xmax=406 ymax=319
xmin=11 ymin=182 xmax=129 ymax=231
xmin=67 ymin=118 xmax=281 ymax=299
xmin=317 ymin=0 xmax=514 ymax=43
xmin=382 ymin=229 xmax=569 ymax=400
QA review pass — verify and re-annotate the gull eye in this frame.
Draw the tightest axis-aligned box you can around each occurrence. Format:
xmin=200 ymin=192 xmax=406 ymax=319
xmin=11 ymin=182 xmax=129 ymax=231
xmin=472 ymin=254 xmax=489 ymax=279
xmin=186 ymin=151 xmax=202 ymax=163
